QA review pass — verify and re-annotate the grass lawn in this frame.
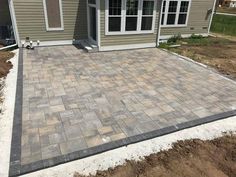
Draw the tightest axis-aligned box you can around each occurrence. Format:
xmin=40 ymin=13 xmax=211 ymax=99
xmin=159 ymin=35 xmax=236 ymax=79
xmin=216 ymin=7 xmax=236 ymax=14
xmin=211 ymin=14 xmax=236 ymax=36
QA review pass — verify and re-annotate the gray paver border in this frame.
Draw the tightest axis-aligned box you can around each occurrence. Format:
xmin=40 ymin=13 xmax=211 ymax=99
xmin=9 ymin=48 xmax=236 ymax=177
xmin=9 ymin=48 xmax=23 ymax=177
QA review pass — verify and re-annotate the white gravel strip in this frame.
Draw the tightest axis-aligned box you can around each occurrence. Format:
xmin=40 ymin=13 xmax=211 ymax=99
xmin=0 ymin=49 xmax=19 ymax=177
xmin=22 ymin=116 xmax=236 ymax=177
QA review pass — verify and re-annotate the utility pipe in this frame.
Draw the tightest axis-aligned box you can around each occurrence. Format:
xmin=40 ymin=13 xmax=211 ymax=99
xmin=0 ymin=44 xmax=17 ymax=51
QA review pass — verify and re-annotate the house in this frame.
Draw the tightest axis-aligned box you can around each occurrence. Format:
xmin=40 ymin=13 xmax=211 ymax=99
xmin=229 ymin=0 xmax=236 ymax=7
xmin=7 ymin=0 xmax=216 ymax=51
xmin=218 ymin=0 xmax=236 ymax=7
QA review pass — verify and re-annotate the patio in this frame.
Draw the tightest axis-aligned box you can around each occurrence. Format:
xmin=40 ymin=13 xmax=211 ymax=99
xmin=10 ymin=46 xmax=236 ymax=176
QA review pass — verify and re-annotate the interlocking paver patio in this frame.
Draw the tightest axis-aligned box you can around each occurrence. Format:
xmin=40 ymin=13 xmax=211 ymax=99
xmin=10 ymin=46 xmax=236 ymax=175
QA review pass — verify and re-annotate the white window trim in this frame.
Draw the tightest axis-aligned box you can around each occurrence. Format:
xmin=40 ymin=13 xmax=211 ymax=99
xmin=161 ymin=0 xmax=191 ymax=28
xmin=43 ymin=0 xmax=64 ymax=31
xmin=105 ymin=0 xmax=157 ymax=35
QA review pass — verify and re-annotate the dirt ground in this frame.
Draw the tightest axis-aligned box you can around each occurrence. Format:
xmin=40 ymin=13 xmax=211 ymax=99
xmin=74 ymin=134 xmax=236 ymax=177
xmin=0 ymin=51 xmax=14 ymax=78
xmin=217 ymin=7 xmax=236 ymax=14
xmin=211 ymin=33 xmax=236 ymax=42
xmin=169 ymin=37 xmax=236 ymax=79
xmin=0 ymin=51 xmax=14 ymax=103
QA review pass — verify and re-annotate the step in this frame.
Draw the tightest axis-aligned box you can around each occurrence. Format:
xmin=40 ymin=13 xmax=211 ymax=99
xmin=79 ymin=40 xmax=98 ymax=53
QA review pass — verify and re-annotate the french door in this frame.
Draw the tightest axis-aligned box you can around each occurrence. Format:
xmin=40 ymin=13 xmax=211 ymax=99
xmin=87 ymin=0 xmax=97 ymax=44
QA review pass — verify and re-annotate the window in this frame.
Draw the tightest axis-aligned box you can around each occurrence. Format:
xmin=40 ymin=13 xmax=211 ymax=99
xmin=126 ymin=0 xmax=139 ymax=31
xmin=108 ymin=0 xmax=122 ymax=32
xmin=167 ymin=1 xmax=177 ymax=25
xmin=141 ymin=0 xmax=155 ymax=30
xmin=106 ymin=0 xmax=157 ymax=35
xmin=161 ymin=0 xmax=166 ymax=25
xmin=43 ymin=0 xmax=64 ymax=31
xmin=161 ymin=0 xmax=191 ymax=27
xmin=178 ymin=1 xmax=189 ymax=24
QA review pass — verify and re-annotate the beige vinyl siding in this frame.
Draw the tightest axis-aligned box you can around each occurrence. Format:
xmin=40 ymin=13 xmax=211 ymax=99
xmin=13 ymin=0 xmax=87 ymax=42
xmin=0 ymin=0 xmax=11 ymax=25
xmin=160 ymin=0 xmax=214 ymax=36
xmin=100 ymin=0 xmax=162 ymax=46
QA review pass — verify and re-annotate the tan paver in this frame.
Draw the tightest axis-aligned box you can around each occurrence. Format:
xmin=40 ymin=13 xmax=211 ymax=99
xmin=20 ymin=46 xmax=236 ymax=165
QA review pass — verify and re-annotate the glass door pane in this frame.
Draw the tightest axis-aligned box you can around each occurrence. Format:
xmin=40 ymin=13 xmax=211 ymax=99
xmin=125 ymin=0 xmax=138 ymax=31
xmin=89 ymin=7 xmax=97 ymax=41
xmin=88 ymin=0 xmax=96 ymax=4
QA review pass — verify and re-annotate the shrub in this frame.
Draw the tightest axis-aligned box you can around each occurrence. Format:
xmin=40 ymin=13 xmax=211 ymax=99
xmin=167 ymin=34 xmax=182 ymax=44
xmin=159 ymin=42 xmax=170 ymax=49
xmin=190 ymin=34 xmax=203 ymax=39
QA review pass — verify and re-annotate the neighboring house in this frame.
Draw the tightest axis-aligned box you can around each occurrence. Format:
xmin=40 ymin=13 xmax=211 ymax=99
xmin=229 ymin=0 xmax=236 ymax=7
xmin=219 ymin=0 xmax=236 ymax=7
xmin=8 ymin=0 xmax=216 ymax=51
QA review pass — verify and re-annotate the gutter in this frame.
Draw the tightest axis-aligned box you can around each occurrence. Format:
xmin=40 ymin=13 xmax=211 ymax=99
xmin=208 ymin=0 xmax=217 ymax=34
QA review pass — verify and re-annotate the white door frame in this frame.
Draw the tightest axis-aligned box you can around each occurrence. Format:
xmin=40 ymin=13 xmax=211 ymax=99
xmin=87 ymin=0 xmax=98 ymax=45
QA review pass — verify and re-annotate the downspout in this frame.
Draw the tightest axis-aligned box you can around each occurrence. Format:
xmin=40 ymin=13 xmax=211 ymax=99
xmin=156 ymin=0 xmax=163 ymax=47
xmin=208 ymin=0 xmax=217 ymax=35
xmin=97 ymin=0 xmax=101 ymax=51
xmin=0 ymin=44 xmax=17 ymax=51
xmin=8 ymin=0 xmax=20 ymax=47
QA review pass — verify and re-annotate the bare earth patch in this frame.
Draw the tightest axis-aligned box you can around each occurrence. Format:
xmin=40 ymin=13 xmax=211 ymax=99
xmin=178 ymin=45 xmax=236 ymax=77
xmin=0 ymin=51 xmax=14 ymax=78
xmin=0 ymin=51 xmax=14 ymax=104
xmin=74 ymin=134 xmax=236 ymax=177
xmin=217 ymin=7 xmax=236 ymax=14
xmin=169 ymin=37 xmax=236 ymax=79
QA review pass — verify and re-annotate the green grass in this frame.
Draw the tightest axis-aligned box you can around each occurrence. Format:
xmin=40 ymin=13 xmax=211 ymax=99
xmin=181 ymin=36 xmax=234 ymax=46
xmin=159 ymin=35 xmax=233 ymax=50
xmin=159 ymin=35 xmax=236 ymax=60
xmin=211 ymin=14 xmax=236 ymax=36
xmin=181 ymin=36 xmax=211 ymax=46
